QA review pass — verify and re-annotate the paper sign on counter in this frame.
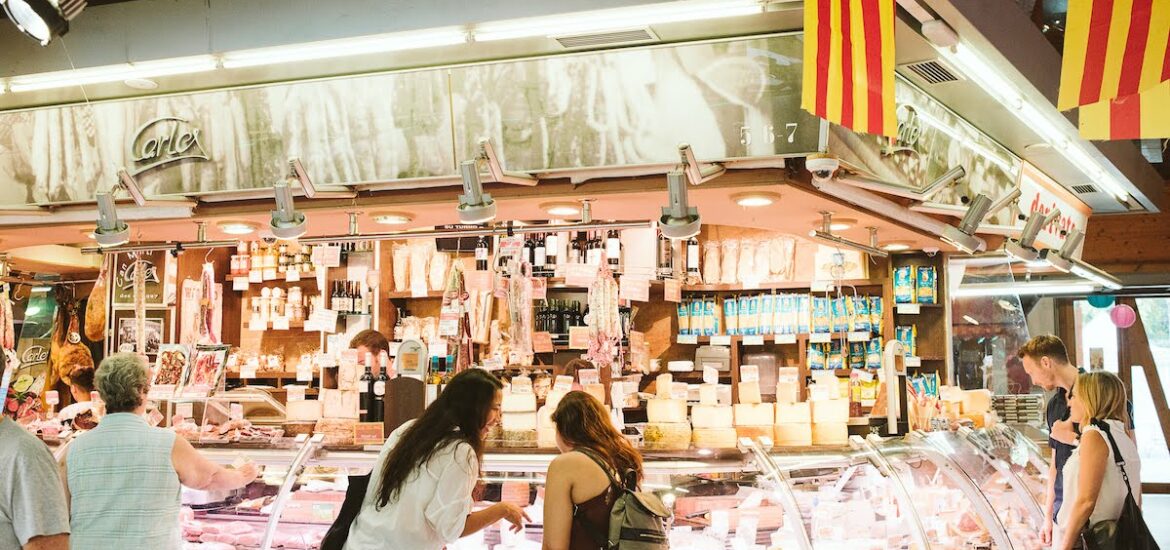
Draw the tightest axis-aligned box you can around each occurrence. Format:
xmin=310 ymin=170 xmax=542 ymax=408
xmin=568 ymin=326 xmax=590 ymax=349
xmin=354 ymin=423 xmax=385 ymax=446
xmin=309 ymin=309 xmax=339 ymax=333
xmin=743 ymin=335 xmax=764 ymax=346
xmin=287 ymin=386 xmax=306 ymax=402
xmin=619 ymin=277 xmax=650 ymax=302
xmin=677 ymin=334 xmax=698 ymax=345
xmin=711 ymin=335 xmax=732 ymax=346
xmin=809 ymin=333 xmax=832 ymax=343
xmin=664 ymin=279 xmax=681 ymax=303
xmin=531 ymin=277 xmax=547 ymax=300
xmin=232 ymin=277 xmax=249 ymax=291
xmin=532 ymin=331 xmax=554 ymax=353
xmin=565 ymin=263 xmax=599 ymax=287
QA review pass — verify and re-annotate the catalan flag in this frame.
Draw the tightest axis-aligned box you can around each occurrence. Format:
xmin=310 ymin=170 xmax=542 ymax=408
xmin=1058 ymin=0 xmax=1170 ymax=111
xmin=1079 ymin=79 xmax=1170 ymax=139
xmin=802 ymin=0 xmax=897 ymax=137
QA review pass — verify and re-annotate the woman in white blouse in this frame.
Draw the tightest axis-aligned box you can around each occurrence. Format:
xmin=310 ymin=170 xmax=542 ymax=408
xmin=344 ymin=369 xmax=529 ymax=550
xmin=1056 ymin=371 xmax=1142 ymax=550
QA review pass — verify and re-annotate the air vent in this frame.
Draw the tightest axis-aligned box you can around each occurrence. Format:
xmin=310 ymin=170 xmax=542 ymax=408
xmin=1071 ymin=183 xmax=1100 ymax=195
xmin=554 ymin=28 xmax=658 ymax=49
xmin=901 ymin=60 xmax=962 ymax=84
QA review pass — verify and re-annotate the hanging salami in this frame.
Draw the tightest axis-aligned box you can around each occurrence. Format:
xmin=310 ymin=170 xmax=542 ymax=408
xmin=585 ymin=266 xmax=621 ymax=371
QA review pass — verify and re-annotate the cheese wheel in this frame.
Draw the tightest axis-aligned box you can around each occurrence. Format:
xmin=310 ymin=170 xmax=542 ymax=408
xmin=773 ymin=423 xmax=813 ymax=446
xmin=502 ymin=429 xmax=537 ymax=448
xmin=738 ymin=381 xmax=762 ymax=404
xmin=502 ymin=393 xmax=537 ymax=413
xmin=502 ymin=412 xmax=537 ymax=431
xmin=692 ymin=428 xmax=738 ymax=449
xmin=734 ymin=425 xmax=773 ymax=439
xmin=698 ymin=384 xmax=719 ymax=406
xmin=690 ymin=405 xmax=733 ymax=429
xmin=811 ymin=399 xmax=850 ymax=423
xmin=643 ymin=422 xmax=691 ymax=451
xmin=647 ymin=398 xmax=688 ymax=423
xmin=656 ymin=373 xmax=674 ymax=399
xmin=775 ymin=402 xmax=812 ymax=424
xmin=812 ymin=422 xmax=849 ymax=445
xmin=733 ymin=403 xmax=775 ymax=426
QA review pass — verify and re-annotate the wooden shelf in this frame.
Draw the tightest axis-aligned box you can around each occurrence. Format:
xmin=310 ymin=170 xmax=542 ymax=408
xmin=384 ymin=290 xmax=446 ymax=299
xmin=676 ymin=332 xmax=877 ymax=345
xmin=681 ymin=279 xmax=882 ymax=293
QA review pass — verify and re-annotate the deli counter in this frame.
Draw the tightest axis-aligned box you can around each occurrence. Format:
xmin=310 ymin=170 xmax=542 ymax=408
xmin=180 ymin=425 xmax=1049 ymax=550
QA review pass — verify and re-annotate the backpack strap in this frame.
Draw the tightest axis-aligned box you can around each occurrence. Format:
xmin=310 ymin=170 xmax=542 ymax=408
xmin=1088 ymin=420 xmax=1136 ymax=499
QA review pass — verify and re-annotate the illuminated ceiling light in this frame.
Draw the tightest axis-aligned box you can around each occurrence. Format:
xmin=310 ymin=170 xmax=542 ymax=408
xmin=659 ymin=171 xmax=701 ymax=240
xmin=371 ymin=212 xmax=414 ymax=225
xmin=457 ymin=160 xmax=497 ymax=224
xmin=0 ymin=0 xmax=85 ymax=46
xmin=8 ymin=55 xmax=218 ymax=92
xmin=881 ymin=242 xmax=912 ymax=252
xmin=829 ymin=218 xmax=856 ymax=231
xmin=1003 ymin=208 xmax=1062 ymax=263
xmin=1070 ymin=261 xmax=1122 ymax=290
xmin=221 ymin=28 xmax=468 ymax=68
xmin=93 ymin=191 xmax=129 ymax=247
xmin=472 ymin=0 xmax=763 ymax=42
xmin=269 ymin=181 xmax=307 ymax=240
xmin=940 ymin=194 xmax=991 ymax=254
xmin=954 ymin=281 xmax=1096 ymax=298
xmin=216 ymin=221 xmax=260 ymax=236
xmin=540 ymin=202 xmax=581 ymax=217
xmin=732 ymin=192 xmax=780 ymax=208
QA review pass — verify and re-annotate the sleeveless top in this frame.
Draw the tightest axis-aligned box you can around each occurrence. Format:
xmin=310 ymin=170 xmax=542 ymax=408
xmin=570 ymin=450 xmax=619 ymax=550
xmin=67 ymin=412 xmax=182 ymax=550
xmin=1057 ymin=419 xmax=1141 ymax=530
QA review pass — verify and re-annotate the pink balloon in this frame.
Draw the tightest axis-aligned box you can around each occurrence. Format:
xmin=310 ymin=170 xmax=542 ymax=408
xmin=1110 ymin=304 xmax=1137 ymax=328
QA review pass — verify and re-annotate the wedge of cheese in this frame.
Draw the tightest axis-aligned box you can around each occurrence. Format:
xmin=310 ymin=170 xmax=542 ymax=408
xmin=502 ymin=411 xmax=537 ymax=431
xmin=647 ymin=398 xmax=688 ymax=424
xmin=734 ymin=425 xmax=774 ymax=439
xmin=737 ymin=381 xmax=762 ymax=404
xmin=733 ymin=403 xmax=776 ymax=427
xmin=811 ymin=399 xmax=850 ymax=424
xmin=698 ymin=384 xmax=719 ymax=406
xmin=502 ymin=393 xmax=537 ymax=413
xmin=690 ymin=405 xmax=733 ymax=429
xmin=775 ymin=402 xmax=812 ymax=424
xmin=656 ymin=373 xmax=674 ymax=399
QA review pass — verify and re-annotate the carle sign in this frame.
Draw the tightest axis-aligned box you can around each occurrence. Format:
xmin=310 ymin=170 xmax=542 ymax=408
xmin=129 ymin=116 xmax=209 ymax=175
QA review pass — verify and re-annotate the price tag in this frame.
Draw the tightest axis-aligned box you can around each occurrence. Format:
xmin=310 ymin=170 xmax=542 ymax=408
xmin=619 ymin=277 xmax=650 ymax=302
xmin=897 ymin=304 xmax=921 ymax=315
xmin=241 ymin=358 xmax=258 ymax=379
xmin=233 ymin=277 xmax=249 ymax=291
xmin=511 ymin=376 xmax=533 ymax=394
xmin=741 ymin=278 xmax=761 ymax=290
xmin=438 ymin=309 xmax=460 ymax=337
xmin=354 ymin=423 xmax=385 ymax=446
xmin=810 ymin=280 xmax=834 ymax=292
xmin=703 ymin=366 xmax=720 ymax=385
xmin=273 ymin=317 xmax=291 ymax=331
xmin=297 ymin=364 xmax=314 ymax=382
xmin=810 ymin=333 xmax=832 ymax=343
xmin=741 ymin=364 xmax=760 ymax=382
xmin=285 ymin=269 xmax=301 ymax=282
xmin=565 ymin=263 xmax=599 ymax=287
xmin=263 ymin=268 xmax=278 ymax=281
xmin=577 ymin=369 xmax=600 ymax=388
xmin=670 ymin=382 xmax=689 ymax=401
xmin=532 ymin=331 xmax=554 ymax=353
xmin=743 ymin=335 xmax=764 ymax=346
xmin=775 ymin=334 xmax=797 ymax=344
xmin=45 ymin=390 xmax=59 ymax=406
xmin=248 ymin=270 xmax=263 ymax=283
xmin=318 ymin=246 xmax=342 ymax=268
xmin=848 ymin=331 xmax=871 ymax=342
xmin=430 ymin=340 xmax=449 ymax=359
xmin=309 ymin=309 xmax=339 ymax=333
xmin=230 ymin=403 xmax=244 ymax=421
xmin=554 ymin=375 xmax=575 ymax=392
xmin=568 ymin=326 xmax=590 ymax=349
xmin=176 ymin=402 xmax=194 ymax=419
xmin=465 ymin=270 xmax=492 ymax=292
xmin=248 ymin=316 xmax=267 ymax=332
xmin=287 ymin=385 xmax=307 ymax=402
xmin=531 ymin=277 xmax=547 ymax=300
xmin=905 ymin=356 xmax=922 ymax=367
xmin=664 ymin=278 xmax=681 ymax=303
xmin=677 ymin=333 xmax=698 ymax=345
xmin=500 ymin=236 xmax=524 ymax=257
xmin=629 ymin=331 xmax=645 ymax=349
xmin=411 ymin=279 xmax=430 ymax=298
xmin=146 ymin=408 xmax=164 ymax=427
xmin=482 ymin=357 xmax=503 ymax=371
xmin=711 ymin=335 xmax=732 ymax=346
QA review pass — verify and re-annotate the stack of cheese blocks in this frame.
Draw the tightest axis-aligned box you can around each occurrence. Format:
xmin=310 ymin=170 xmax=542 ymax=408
xmin=501 ymin=392 xmax=538 ymax=448
xmin=733 ymin=380 xmax=775 ymax=440
xmin=774 ymin=401 xmax=812 ymax=446
xmin=690 ymin=383 xmax=736 ymax=449
xmin=643 ymin=373 xmax=691 ymax=451
xmin=536 ymin=389 xmax=567 ymax=448
xmin=810 ymin=398 xmax=850 ymax=445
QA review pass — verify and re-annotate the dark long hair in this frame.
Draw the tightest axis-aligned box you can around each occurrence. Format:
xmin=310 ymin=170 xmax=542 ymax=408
xmin=551 ymin=391 xmax=643 ymax=485
xmin=375 ymin=368 xmax=503 ymax=508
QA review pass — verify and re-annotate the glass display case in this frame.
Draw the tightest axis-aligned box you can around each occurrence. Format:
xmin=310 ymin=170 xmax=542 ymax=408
xmin=181 ymin=432 xmax=1048 ymax=550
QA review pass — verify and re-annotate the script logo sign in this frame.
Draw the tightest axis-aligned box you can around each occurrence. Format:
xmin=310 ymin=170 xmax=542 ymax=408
xmin=130 ymin=116 xmax=209 ymax=174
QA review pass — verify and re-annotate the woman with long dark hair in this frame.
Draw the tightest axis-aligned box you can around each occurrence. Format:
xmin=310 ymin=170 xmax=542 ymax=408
xmin=542 ymin=391 xmax=644 ymax=550
xmin=344 ymin=368 xmax=529 ymax=549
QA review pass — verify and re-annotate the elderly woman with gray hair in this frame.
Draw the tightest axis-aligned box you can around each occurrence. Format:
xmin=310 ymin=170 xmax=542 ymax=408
xmin=61 ymin=353 xmax=258 ymax=550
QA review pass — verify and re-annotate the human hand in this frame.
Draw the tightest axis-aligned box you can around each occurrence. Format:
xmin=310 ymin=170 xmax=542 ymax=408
xmin=235 ymin=462 xmax=260 ymax=485
xmin=494 ymin=502 xmax=532 ymax=533
xmin=1040 ymin=517 xmax=1053 ymax=545
xmin=1051 ymin=419 xmax=1077 ymax=445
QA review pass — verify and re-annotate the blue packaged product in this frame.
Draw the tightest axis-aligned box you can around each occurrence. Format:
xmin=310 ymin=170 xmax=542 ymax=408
xmin=849 ymin=342 xmax=867 ymax=368
xmin=690 ymin=300 xmax=704 ymax=336
xmin=828 ymin=341 xmax=845 ymax=370
xmin=760 ymin=294 xmax=774 ymax=335
xmin=705 ymin=299 xmax=719 ymax=336
xmin=866 ymin=339 xmax=883 ymax=369
xmin=916 ymin=266 xmax=937 ymax=304
xmin=812 ymin=297 xmax=831 ymax=334
xmin=738 ymin=295 xmax=753 ymax=336
xmin=831 ymin=297 xmax=849 ymax=333
xmin=677 ymin=302 xmax=691 ymax=336
xmin=798 ymin=295 xmax=812 ymax=334
xmin=895 ymin=325 xmax=917 ymax=357
xmin=807 ymin=343 xmax=827 ymax=370
xmin=851 ymin=296 xmax=871 ymax=333
xmin=723 ymin=297 xmax=739 ymax=335
xmin=894 ymin=266 xmax=915 ymax=304
xmin=870 ymin=296 xmax=883 ymax=335
xmin=746 ymin=295 xmax=760 ymax=336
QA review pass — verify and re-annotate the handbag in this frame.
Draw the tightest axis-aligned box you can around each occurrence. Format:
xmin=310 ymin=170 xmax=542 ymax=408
xmin=1079 ymin=421 xmax=1159 ymax=550
xmin=320 ymin=473 xmax=371 ymax=550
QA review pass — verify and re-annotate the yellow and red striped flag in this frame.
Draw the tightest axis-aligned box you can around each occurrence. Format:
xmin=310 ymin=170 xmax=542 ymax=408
xmin=1079 ymin=78 xmax=1170 ymax=139
xmin=1058 ymin=0 xmax=1170 ymax=111
xmin=802 ymin=0 xmax=897 ymax=137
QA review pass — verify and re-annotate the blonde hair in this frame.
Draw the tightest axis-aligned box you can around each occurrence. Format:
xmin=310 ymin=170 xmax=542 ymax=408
xmin=1074 ymin=371 xmax=1129 ymax=424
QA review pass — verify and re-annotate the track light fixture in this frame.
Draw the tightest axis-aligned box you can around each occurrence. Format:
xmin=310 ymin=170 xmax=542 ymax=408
xmin=269 ymin=181 xmax=307 ymax=240
xmin=939 ymin=194 xmax=991 ymax=254
xmin=1004 ymin=208 xmax=1062 ymax=263
xmin=659 ymin=171 xmax=701 ymax=240
xmin=1040 ymin=229 xmax=1084 ymax=272
xmin=678 ymin=143 xmax=725 ymax=185
xmin=807 ymin=214 xmax=889 ymax=258
xmin=115 ymin=168 xmax=146 ymax=206
xmin=478 ymin=139 xmax=538 ymax=186
xmin=287 ymin=157 xmax=355 ymax=199
xmin=1 ymin=0 xmax=85 ymax=46
xmin=94 ymin=191 xmax=129 ymax=247
xmin=457 ymin=159 xmax=497 ymax=224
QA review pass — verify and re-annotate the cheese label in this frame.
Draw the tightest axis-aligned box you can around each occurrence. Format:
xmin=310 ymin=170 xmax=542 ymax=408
xmin=232 ymin=277 xmax=249 ymax=291
xmin=677 ymin=334 xmax=699 ymax=344
xmin=568 ymin=326 xmax=590 ymax=349
xmin=511 ymin=377 xmax=533 ymax=395
xmin=176 ymin=402 xmax=194 ymax=419
xmin=670 ymin=382 xmax=688 ymax=401
xmin=579 ymin=369 xmax=600 ymax=386
xmin=532 ymin=331 xmax=554 ymax=353
xmin=287 ymin=386 xmax=306 ymax=402
xmin=554 ymin=375 xmax=575 ymax=392
xmin=354 ymin=423 xmax=385 ymax=446
xmin=741 ymin=364 xmax=760 ymax=382
xmin=711 ymin=334 xmax=732 ymax=346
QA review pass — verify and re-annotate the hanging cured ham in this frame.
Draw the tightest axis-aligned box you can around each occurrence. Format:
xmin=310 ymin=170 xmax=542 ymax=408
xmin=84 ymin=262 xmax=108 ymax=342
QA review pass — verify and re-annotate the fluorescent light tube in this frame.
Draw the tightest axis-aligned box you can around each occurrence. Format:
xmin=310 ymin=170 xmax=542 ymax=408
xmin=222 ymin=29 xmax=468 ymax=69
xmin=1070 ymin=262 xmax=1122 ymax=290
xmin=954 ymin=281 xmax=1097 ymax=297
xmin=8 ymin=55 xmax=219 ymax=92
xmin=473 ymin=0 xmax=762 ymax=42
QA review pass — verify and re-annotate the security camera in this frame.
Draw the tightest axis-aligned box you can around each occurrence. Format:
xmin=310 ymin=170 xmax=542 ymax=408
xmin=805 ymin=155 xmax=841 ymax=181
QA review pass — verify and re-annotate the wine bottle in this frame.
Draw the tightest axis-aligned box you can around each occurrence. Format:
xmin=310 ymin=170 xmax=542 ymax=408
xmin=475 ymin=236 xmax=490 ymax=271
xmin=656 ymin=229 xmax=673 ymax=278
xmin=359 ymin=361 xmax=374 ymax=422
xmin=546 ymin=232 xmax=559 ymax=269
xmin=606 ymin=229 xmax=621 ymax=270
xmin=352 ymin=282 xmax=364 ymax=314
xmin=534 ymin=233 xmax=547 ymax=273
xmin=523 ymin=234 xmax=535 ymax=266
xmin=372 ymin=367 xmax=388 ymax=422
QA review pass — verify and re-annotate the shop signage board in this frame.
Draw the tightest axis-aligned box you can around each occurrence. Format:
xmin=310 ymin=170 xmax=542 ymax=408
xmin=1016 ymin=162 xmax=1092 ymax=254
xmin=113 ymin=251 xmax=172 ymax=306
xmin=5 ymin=289 xmax=56 ymax=421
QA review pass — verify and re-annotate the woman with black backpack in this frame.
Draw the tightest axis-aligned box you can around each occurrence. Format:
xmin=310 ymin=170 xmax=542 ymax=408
xmin=341 ymin=368 xmax=529 ymax=550
xmin=544 ymin=391 xmax=670 ymax=550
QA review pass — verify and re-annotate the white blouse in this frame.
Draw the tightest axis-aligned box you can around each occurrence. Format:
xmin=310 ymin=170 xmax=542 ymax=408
xmin=344 ymin=421 xmax=480 ymax=550
xmin=1058 ymin=419 xmax=1141 ymax=529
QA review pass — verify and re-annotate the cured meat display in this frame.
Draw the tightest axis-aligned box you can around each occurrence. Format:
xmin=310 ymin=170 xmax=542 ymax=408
xmin=585 ymin=266 xmax=621 ymax=371
xmin=0 ymin=284 xmax=14 ymax=351
xmin=84 ymin=263 xmax=108 ymax=342
xmin=154 ymin=345 xmax=190 ymax=386
xmin=199 ymin=262 xmax=220 ymax=344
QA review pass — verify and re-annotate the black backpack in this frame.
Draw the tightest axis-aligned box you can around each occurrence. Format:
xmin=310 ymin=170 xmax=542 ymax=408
xmin=1079 ymin=420 xmax=1159 ymax=550
xmin=320 ymin=473 xmax=371 ymax=550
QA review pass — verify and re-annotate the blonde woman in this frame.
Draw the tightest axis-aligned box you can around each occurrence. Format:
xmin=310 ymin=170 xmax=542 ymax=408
xmin=1056 ymin=371 xmax=1142 ymax=550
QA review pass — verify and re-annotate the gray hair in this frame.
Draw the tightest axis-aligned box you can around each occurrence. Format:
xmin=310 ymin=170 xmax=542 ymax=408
xmin=96 ymin=353 xmax=150 ymax=413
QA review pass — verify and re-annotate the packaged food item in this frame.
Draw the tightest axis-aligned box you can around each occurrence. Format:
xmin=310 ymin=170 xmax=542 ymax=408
xmin=752 ymin=241 xmax=770 ymax=283
xmin=738 ymin=240 xmax=756 ymax=284
xmin=830 ymin=297 xmax=848 ymax=333
xmin=849 ymin=342 xmax=867 ymax=369
xmin=797 ymin=295 xmax=811 ymax=334
xmin=807 ymin=344 xmax=827 ymax=370
xmin=850 ymin=296 xmax=871 ymax=333
xmin=769 ymin=237 xmax=796 ymax=280
xmin=677 ymin=302 xmax=691 ymax=336
xmin=720 ymin=240 xmax=739 ymax=285
xmin=870 ymin=296 xmax=883 ymax=335
xmin=392 ymin=242 xmax=410 ymax=292
xmin=746 ymin=295 xmax=761 ymax=336
xmin=734 ymin=295 xmax=747 ymax=336
xmin=774 ymin=295 xmax=789 ymax=335
xmin=916 ymin=266 xmax=937 ymax=304
xmin=866 ymin=338 xmax=883 ymax=369
xmin=893 ymin=266 xmax=915 ymax=303
xmin=759 ymin=294 xmax=775 ymax=335
xmin=703 ymin=241 xmax=721 ymax=285
xmin=896 ymin=325 xmax=917 ymax=357
xmin=723 ymin=298 xmax=739 ymax=335
xmin=704 ymin=298 xmax=719 ymax=336
xmin=811 ymin=297 xmax=831 ymax=334
xmin=828 ymin=341 xmax=845 ymax=370
xmin=690 ymin=300 xmax=704 ymax=335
